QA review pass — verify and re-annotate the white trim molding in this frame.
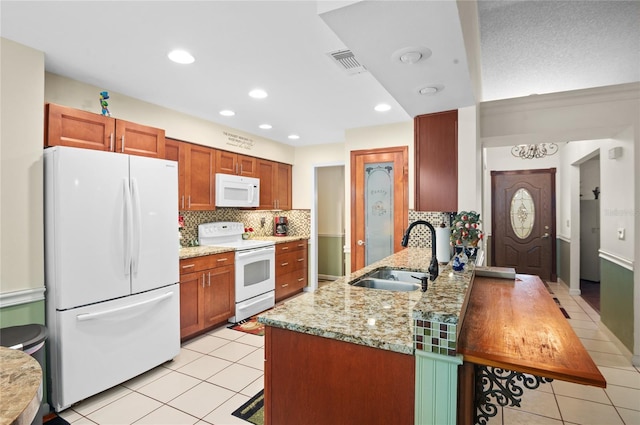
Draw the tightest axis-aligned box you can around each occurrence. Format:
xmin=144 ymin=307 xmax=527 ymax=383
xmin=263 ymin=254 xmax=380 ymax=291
xmin=599 ymin=249 xmax=634 ymax=271
xmin=0 ymin=287 xmax=46 ymax=308
xmin=557 ymin=234 xmax=571 ymax=243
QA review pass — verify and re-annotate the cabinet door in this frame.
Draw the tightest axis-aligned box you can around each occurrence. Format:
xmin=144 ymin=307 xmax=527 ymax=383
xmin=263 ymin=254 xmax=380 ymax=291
xmin=115 ymin=119 xmax=165 ymax=158
xmin=45 ymin=103 xmax=114 ymax=151
xmin=414 ymin=110 xmax=457 ymax=212
xmin=180 ymin=271 xmax=204 ymax=340
xmin=202 ymin=265 xmax=235 ymax=328
xmin=276 ymin=163 xmax=292 ymax=210
xmin=257 ymin=159 xmax=276 ymax=209
xmin=185 ymin=144 xmax=216 ymax=210
xmin=237 ymin=155 xmax=257 ymax=177
xmin=165 ymin=138 xmax=185 ymax=210
xmin=216 ymin=150 xmax=238 ymax=175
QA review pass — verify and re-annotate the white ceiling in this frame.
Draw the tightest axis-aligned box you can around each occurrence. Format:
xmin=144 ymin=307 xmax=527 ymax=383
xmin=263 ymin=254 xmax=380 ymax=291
xmin=1 ymin=1 xmax=638 ymax=147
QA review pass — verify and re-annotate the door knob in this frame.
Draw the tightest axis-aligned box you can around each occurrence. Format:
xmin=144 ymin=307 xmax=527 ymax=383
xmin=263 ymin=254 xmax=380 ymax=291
xmin=357 ymin=239 xmax=365 ymax=246
xmin=541 ymin=233 xmax=550 ymax=239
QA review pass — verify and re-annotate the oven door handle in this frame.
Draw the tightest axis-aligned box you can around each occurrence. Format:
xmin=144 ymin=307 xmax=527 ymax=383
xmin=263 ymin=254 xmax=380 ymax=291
xmin=236 ymin=247 xmax=275 ymax=258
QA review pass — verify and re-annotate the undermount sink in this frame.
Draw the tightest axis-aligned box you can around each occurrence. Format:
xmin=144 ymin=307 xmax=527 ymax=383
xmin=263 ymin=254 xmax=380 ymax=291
xmin=349 ymin=268 xmax=427 ymax=292
xmin=350 ymin=277 xmax=420 ymax=292
xmin=365 ymin=267 xmax=428 ymax=282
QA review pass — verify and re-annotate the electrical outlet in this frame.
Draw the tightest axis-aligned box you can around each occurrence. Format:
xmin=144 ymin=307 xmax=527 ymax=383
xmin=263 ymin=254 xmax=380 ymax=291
xmin=618 ymin=228 xmax=625 ymax=240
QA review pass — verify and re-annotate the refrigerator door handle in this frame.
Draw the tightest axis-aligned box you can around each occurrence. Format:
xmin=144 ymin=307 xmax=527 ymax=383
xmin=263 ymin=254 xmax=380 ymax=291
xmin=130 ymin=178 xmax=142 ymax=274
xmin=76 ymin=291 xmax=174 ymax=321
xmin=123 ymin=178 xmax=133 ymax=276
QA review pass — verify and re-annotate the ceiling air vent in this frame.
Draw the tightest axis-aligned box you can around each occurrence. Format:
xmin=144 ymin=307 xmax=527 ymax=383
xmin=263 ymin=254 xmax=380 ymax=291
xmin=327 ymin=49 xmax=367 ymax=75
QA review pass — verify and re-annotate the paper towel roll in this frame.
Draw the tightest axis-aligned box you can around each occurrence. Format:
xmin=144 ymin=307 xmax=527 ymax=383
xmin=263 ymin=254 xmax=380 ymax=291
xmin=435 ymin=226 xmax=451 ymax=264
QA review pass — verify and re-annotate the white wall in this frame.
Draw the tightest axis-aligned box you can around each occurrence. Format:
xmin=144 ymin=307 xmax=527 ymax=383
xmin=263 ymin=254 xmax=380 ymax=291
xmin=45 ymin=73 xmax=294 ymax=164
xmin=317 ymin=166 xmax=345 ymax=235
xmin=580 ymin=158 xmax=600 ymax=200
xmin=292 ymin=142 xmax=345 ymax=209
xmin=0 ymin=38 xmax=45 ymax=294
xmin=458 ymin=105 xmax=482 ymax=213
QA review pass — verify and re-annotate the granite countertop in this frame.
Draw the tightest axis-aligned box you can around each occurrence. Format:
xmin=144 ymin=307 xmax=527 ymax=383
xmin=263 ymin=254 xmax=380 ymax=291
xmin=258 ymin=248 xmax=475 ymax=355
xmin=0 ymin=346 xmax=42 ymax=425
xmin=179 ymin=236 xmax=309 ymax=259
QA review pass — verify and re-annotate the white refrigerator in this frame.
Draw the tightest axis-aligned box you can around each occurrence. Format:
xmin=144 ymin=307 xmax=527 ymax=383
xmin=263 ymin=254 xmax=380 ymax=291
xmin=44 ymin=146 xmax=180 ymax=412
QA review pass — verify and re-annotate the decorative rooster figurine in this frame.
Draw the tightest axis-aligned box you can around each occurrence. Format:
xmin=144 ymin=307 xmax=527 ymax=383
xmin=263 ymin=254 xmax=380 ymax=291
xmin=99 ymin=91 xmax=110 ymax=116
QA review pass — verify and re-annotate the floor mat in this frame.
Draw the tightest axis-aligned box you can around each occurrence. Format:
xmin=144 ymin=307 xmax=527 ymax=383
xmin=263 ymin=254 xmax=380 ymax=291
xmin=228 ymin=316 xmax=265 ymax=336
xmin=231 ymin=389 xmax=264 ymax=425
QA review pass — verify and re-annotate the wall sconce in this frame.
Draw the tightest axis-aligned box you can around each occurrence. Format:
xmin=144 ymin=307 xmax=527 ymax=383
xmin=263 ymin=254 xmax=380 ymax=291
xmin=511 ymin=143 xmax=558 ymax=159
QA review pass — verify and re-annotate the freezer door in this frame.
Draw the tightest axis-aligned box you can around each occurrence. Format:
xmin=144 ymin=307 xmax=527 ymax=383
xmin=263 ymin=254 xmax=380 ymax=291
xmin=129 ymin=156 xmax=179 ymax=293
xmin=45 ymin=147 xmax=131 ymax=309
xmin=48 ymin=285 xmax=180 ymax=412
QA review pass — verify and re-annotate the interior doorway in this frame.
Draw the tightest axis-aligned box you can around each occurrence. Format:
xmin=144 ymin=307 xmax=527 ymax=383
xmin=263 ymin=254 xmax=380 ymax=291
xmin=309 ymin=162 xmax=345 ymax=293
xmin=579 ymin=156 xmax=601 ymax=312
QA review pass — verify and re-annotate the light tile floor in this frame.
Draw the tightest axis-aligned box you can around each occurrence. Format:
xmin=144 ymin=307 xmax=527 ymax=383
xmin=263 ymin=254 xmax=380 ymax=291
xmin=58 ymin=280 xmax=640 ymax=425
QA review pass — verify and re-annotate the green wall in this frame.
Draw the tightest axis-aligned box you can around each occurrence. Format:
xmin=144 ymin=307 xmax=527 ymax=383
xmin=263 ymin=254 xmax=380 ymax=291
xmin=0 ymin=299 xmax=45 ymax=327
xmin=557 ymin=238 xmax=571 ymax=285
xmin=318 ymin=235 xmax=345 ymax=277
xmin=600 ymin=258 xmax=634 ymax=352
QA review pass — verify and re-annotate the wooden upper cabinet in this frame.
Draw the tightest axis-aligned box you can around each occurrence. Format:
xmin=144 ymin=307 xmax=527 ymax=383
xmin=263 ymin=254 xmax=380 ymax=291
xmin=166 ymin=138 xmax=216 ymax=211
xmin=185 ymin=144 xmax=216 ymax=210
xmin=414 ymin=110 xmax=458 ymax=212
xmin=257 ymin=159 xmax=292 ymax=210
xmin=115 ymin=119 xmax=165 ymax=158
xmin=45 ymin=103 xmax=114 ymax=151
xmin=45 ymin=103 xmax=166 ymax=158
xmin=276 ymin=163 xmax=292 ymax=210
xmin=216 ymin=150 xmax=257 ymax=177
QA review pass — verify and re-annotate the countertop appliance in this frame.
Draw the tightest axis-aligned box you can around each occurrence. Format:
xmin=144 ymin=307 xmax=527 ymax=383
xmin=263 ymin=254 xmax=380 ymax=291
xmin=215 ymin=173 xmax=260 ymax=208
xmin=44 ymin=146 xmax=180 ymax=412
xmin=274 ymin=216 xmax=288 ymax=236
xmin=198 ymin=222 xmax=275 ymax=322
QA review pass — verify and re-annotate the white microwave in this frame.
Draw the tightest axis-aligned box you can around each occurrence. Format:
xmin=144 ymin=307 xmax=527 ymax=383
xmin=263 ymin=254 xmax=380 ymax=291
xmin=215 ymin=173 xmax=260 ymax=207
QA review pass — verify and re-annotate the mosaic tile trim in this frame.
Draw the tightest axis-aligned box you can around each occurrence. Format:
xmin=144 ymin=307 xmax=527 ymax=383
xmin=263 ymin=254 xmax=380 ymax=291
xmin=414 ymin=319 xmax=458 ymax=356
xmin=405 ymin=210 xmax=453 ymax=248
xmin=179 ymin=209 xmax=310 ymax=247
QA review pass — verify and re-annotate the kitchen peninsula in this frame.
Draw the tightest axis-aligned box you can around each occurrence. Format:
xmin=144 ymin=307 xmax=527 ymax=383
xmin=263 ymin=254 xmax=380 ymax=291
xmin=259 ymin=248 xmax=606 ymax=425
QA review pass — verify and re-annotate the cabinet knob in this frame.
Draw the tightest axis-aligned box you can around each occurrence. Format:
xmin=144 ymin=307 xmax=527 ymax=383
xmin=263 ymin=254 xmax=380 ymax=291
xmin=217 ymin=258 xmax=228 ymax=262
xmin=357 ymin=239 xmax=365 ymax=246
xmin=282 ymin=283 xmax=289 ymax=288
xmin=182 ymin=264 xmax=195 ymax=269
xmin=281 ymin=262 xmax=289 ymax=267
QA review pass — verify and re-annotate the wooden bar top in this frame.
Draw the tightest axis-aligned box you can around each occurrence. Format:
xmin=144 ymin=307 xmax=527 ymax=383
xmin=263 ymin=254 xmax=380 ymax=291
xmin=458 ymin=274 xmax=606 ymax=388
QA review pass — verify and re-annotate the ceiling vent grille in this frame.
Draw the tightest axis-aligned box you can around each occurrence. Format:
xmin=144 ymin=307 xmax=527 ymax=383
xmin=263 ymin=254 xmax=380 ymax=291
xmin=327 ymin=49 xmax=367 ymax=75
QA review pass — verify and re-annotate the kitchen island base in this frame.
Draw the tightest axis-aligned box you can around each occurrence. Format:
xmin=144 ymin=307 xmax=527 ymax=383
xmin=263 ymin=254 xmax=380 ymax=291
xmin=263 ymin=326 xmax=415 ymax=425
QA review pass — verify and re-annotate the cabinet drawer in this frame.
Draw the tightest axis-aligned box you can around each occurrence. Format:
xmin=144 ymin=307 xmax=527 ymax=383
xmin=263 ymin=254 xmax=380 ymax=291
xmin=180 ymin=251 xmax=234 ymax=274
xmin=275 ymin=240 xmax=307 ymax=254
xmin=276 ymin=269 xmax=307 ymax=301
xmin=276 ymin=250 xmax=307 ymax=277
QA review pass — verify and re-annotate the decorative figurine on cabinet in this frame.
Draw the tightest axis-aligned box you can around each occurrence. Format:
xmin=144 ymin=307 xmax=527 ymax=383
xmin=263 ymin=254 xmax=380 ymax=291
xmin=99 ymin=91 xmax=110 ymax=116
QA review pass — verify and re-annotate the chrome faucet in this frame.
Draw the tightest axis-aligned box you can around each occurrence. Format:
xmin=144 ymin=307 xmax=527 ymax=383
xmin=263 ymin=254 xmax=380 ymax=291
xmin=401 ymin=220 xmax=439 ymax=283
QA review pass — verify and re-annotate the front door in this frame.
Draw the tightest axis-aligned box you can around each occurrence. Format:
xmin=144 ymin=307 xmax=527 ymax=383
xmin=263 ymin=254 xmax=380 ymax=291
xmin=351 ymin=147 xmax=408 ymax=272
xmin=491 ymin=168 xmax=556 ymax=281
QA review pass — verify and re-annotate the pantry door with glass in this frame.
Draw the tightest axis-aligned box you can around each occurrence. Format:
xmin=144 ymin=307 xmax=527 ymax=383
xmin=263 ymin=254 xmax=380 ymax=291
xmin=351 ymin=146 xmax=408 ymax=272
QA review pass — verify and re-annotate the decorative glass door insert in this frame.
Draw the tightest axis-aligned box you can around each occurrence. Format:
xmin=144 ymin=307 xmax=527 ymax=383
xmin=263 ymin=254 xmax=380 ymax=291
xmin=510 ymin=188 xmax=535 ymax=239
xmin=365 ymin=162 xmax=394 ymax=265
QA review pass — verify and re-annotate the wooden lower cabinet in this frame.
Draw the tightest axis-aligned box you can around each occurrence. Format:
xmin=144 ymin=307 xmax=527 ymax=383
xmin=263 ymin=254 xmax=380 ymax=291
xmin=275 ymin=239 xmax=307 ymax=302
xmin=264 ymin=326 xmax=415 ymax=425
xmin=179 ymin=252 xmax=235 ymax=340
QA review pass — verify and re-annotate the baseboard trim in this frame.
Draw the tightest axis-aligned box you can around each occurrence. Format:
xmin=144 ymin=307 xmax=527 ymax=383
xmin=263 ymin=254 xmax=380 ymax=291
xmin=318 ymin=274 xmax=341 ymax=281
xmin=0 ymin=287 xmax=46 ymax=308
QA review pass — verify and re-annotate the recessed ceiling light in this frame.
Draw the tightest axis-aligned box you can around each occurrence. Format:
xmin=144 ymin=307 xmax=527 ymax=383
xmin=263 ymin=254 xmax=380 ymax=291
xmin=249 ymin=89 xmax=268 ymax=99
xmin=167 ymin=49 xmax=195 ymax=64
xmin=418 ymin=87 xmax=439 ymax=95
xmin=259 ymin=124 xmax=272 ymax=130
xmin=374 ymin=103 xmax=391 ymax=112
xmin=391 ymin=46 xmax=432 ymax=65
xmin=219 ymin=110 xmax=235 ymax=117
xmin=288 ymin=134 xmax=300 ymax=140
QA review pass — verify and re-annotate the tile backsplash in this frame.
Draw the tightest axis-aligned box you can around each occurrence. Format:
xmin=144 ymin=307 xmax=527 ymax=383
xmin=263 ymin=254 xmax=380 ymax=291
xmin=405 ymin=211 xmax=453 ymax=248
xmin=179 ymin=209 xmax=311 ymax=246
